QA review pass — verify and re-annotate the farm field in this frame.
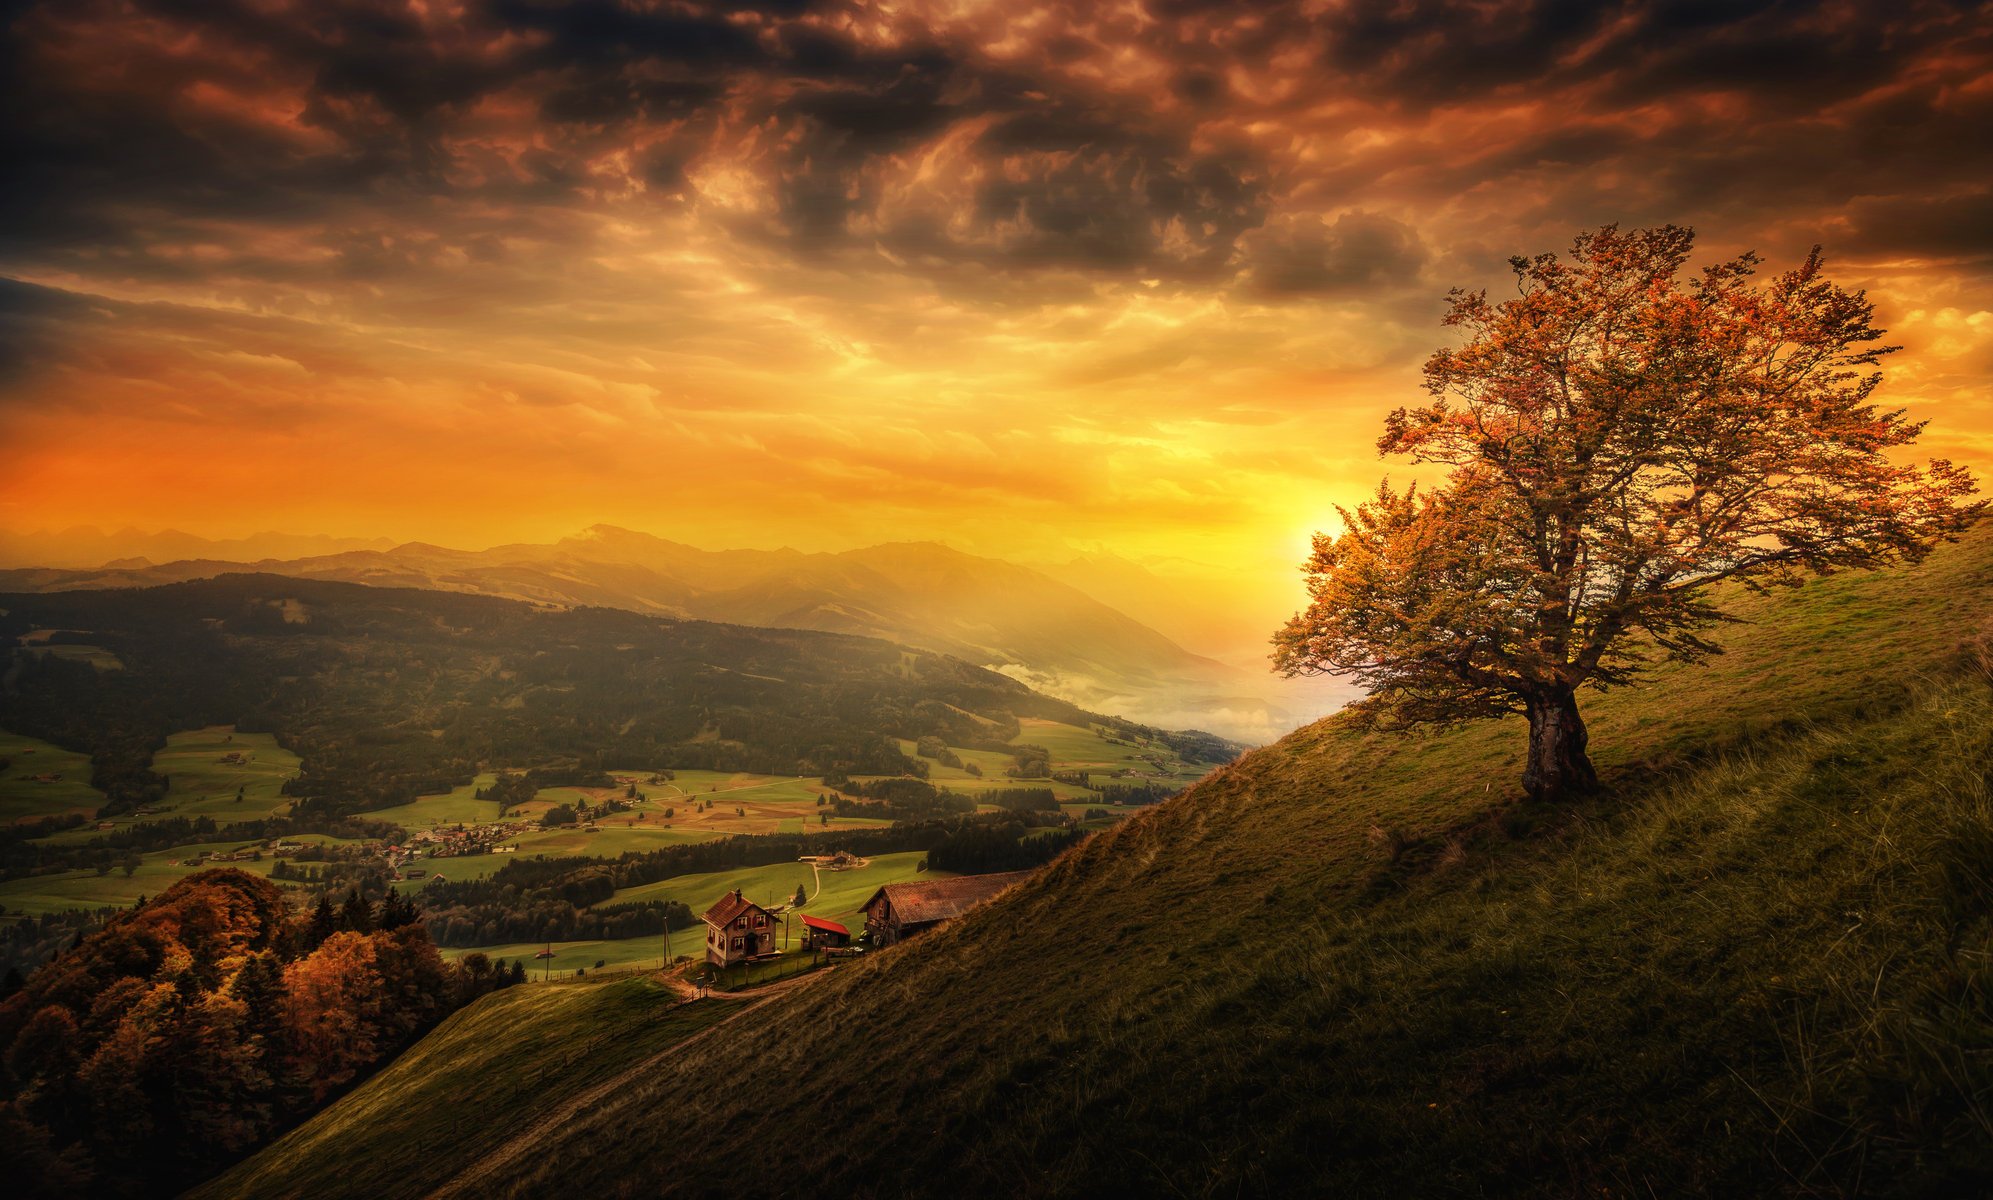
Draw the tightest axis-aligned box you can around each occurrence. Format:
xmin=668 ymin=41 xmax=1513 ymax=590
xmin=892 ymin=719 xmax=1208 ymax=799
xmin=147 ymin=728 xmax=302 ymax=825
xmin=611 ymin=849 xmax=938 ymax=925
xmin=439 ymin=936 xmax=675 ymax=976
xmin=1016 ymin=718 xmax=1210 ymax=782
xmin=31 ymin=727 xmax=302 ymax=847
xmin=0 ymin=832 xmax=361 ymax=915
xmin=357 ymin=773 xmax=503 ymax=827
xmin=5 ymin=707 xmax=1210 ymax=961
xmin=0 ymin=729 xmax=103 ymax=824
xmin=435 ymin=851 xmax=945 ymax=974
xmin=523 ymin=769 xmax=897 ymax=838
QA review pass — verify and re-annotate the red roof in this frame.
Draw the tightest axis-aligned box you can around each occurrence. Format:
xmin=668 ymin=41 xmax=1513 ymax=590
xmin=799 ymin=914 xmax=849 ymax=935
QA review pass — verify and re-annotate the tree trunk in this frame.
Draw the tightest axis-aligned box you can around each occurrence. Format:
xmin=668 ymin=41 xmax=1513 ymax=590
xmin=1522 ymin=686 xmax=1599 ymax=802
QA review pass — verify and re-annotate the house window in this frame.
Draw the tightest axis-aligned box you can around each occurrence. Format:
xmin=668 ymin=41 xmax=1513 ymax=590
xmin=731 ymin=937 xmax=742 ymax=951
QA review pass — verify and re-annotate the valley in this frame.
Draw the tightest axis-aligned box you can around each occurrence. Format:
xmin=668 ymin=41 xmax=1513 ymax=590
xmin=200 ymin=509 xmax=1993 ymax=1200
xmin=0 ymin=578 xmax=1233 ymax=985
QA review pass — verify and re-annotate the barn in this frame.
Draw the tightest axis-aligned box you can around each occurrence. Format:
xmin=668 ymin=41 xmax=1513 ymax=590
xmin=799 ymin=914 xmax=851 ymax=950
xmin=858 ymin=871 xmax=1033 ymax=947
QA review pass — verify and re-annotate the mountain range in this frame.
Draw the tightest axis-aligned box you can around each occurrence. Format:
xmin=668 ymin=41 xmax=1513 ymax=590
xmin=0 ymin=525 xmax=1345 ymax=741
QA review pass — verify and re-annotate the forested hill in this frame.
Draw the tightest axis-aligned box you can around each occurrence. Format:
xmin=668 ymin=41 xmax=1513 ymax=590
xmin=0 ymin=575 xmax=1232 ymax=819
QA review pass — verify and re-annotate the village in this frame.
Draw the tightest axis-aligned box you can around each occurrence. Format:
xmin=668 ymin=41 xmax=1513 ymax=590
xmin=691 ymin=862 xmax=1032 ymax=979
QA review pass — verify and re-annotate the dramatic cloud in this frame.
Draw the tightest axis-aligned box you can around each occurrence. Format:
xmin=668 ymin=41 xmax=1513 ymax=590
xmin=2 ymin=0 xmax=1989 ymax=663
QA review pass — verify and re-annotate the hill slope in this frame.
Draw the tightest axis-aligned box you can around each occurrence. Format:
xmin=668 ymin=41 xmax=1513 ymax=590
xmin=0 ymin=528 xmax=1288 ymax=738
xmin=0 ymin=573 xmax=1168 ymax=819
xmin=205 ymin=529 xmax=1993 ymax=1198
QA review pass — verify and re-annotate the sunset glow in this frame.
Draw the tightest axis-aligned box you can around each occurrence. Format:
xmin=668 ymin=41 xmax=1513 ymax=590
xmin=4 ymin=0 xmax=1990 ymax=656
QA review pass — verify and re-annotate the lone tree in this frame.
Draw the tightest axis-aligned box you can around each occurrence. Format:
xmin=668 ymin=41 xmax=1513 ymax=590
xmin=1275 ymin=225 xmax=1980 ymax=802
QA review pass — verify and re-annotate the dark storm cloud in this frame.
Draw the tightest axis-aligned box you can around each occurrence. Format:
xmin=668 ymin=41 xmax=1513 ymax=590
xmin=1244 ymin=213 xmax=1428 ymax=297
xmin=1 ymin=0 xmax=1989 ymax=301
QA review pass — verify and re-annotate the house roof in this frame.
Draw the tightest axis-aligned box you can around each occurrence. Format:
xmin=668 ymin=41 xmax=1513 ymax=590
xmin=702 ymin=889 xmax=773 ymax=928
xmin=858 ymin=871 xmax=1034 ymax=926
xmin=799 ymin=914 xmax=849 ymax=935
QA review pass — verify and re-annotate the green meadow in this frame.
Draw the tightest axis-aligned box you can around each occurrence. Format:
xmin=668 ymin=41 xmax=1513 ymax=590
xmin=0 ymin=729 xmax=103 ymax=824
xmin=437 ymin=850 xmax=943 ymax=978
xmin=357 ymin=773 xmax=502 ymax=827
xmin=0 ymin=833 xmax=361 ymax=916
xmin=3 ymin=726 xmax=299 ymax=838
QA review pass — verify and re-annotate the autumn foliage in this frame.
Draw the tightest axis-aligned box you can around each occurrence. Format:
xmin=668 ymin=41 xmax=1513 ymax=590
xmin=0 ymin=870 xmax=463 ymax=1197
xmin=1276 ymin=226 xmax=1981 ymax=800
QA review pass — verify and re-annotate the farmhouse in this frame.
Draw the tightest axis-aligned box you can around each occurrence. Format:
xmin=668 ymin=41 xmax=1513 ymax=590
xmin=799 ymin=914 xmax=851 ymax=950
xmin=703 ymin=889 xmax=779 ymax=967
xmin=858 ymin=871 xmax=1033 ymax=948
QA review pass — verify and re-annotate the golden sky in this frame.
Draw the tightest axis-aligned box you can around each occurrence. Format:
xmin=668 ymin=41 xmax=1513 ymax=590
xmin=2 ymin=0 xmax=1989 ymax=656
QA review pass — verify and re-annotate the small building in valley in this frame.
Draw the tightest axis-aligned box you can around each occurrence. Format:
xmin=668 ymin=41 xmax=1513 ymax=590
xmin=858 ymin=871 xmax=1033 ymax=948
xmin=799 ymin=913 xmax=851 ymax=950
xmin=703 ymin=889 xmax=779 ymax=967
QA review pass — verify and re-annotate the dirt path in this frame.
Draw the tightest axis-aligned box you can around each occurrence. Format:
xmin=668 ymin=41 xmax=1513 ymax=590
xmin=427 ymin=970 xmax=826 ymax=1200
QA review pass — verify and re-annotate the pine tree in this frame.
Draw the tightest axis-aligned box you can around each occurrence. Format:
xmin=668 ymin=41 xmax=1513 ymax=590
xmin=377 ymin=888 xmax=421 ymax=931
xmin=230 ymin=951 xmax=288 ymax=1059
xmin=306 ymin=895 xmax=336 ymax=949
xmin=338 ymin=888 xmax=373 ymax=934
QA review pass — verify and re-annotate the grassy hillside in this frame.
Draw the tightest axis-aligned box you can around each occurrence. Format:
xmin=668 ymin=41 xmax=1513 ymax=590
xmin=197 ymin=976 xmax=735 ymax=1199
xmin=213 ymin=529 xmax=1993 ymax=1197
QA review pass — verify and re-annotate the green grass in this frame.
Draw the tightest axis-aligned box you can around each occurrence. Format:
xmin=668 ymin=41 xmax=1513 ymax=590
xmin=356 ymin=773 xmax=503 ymax=827
xmin=207 ymin=531 xmax=1993 ymax=1196
xmin=0 ymin=833 xmax=359 ymax=915
xmin=439 ymin=936 xmax=676 ymax=977
xmin=400 ymin=528 xmax=1993 ymax=1198
xmin=431 ymin=851 xmax=945 ymax=974
xmin=194 ymin=976 xmax=735 ymax=1199
xmin=894 ymin=720 xmax=1209 ymax=798
xmin=0 ymin=729 xmax=103 ymax=824
xmin=31 ymin=727 xmax=308 ymax=846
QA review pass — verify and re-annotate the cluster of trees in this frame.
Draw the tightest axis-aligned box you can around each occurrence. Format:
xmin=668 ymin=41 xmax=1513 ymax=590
xmin=417 ymin=816 xmax=1047 ymax=917
xmin=979 ymin=787 xmax=1061 ymax=813
xmin=0 ymin=812 xmax=404 ymax=883
xmin=926 ymin=818 xmax=1082 ymax=874
xmin=913 ymin=735 xmax=964 ymax=769
xmin=471 ymin=766 xmax=615 ymax=816
xmin=425 ymin=896 xmax=692 ymax=949
xmin=828 ymin=778 xmax=977 ymax=821
xmin=1006 ymin=744 xmax=1052 ymax=779
xmin=0 ymin=869 xmax=495 ymax=1196
xmin=1091 ymin=783 xmax=1179 ymax=806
